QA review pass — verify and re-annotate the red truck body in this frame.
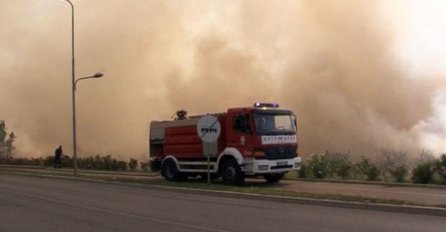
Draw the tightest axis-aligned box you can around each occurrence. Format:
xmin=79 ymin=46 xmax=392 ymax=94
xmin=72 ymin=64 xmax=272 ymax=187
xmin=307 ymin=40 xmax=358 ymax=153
xmin=150 ymin=103 xmax=301 ymax=185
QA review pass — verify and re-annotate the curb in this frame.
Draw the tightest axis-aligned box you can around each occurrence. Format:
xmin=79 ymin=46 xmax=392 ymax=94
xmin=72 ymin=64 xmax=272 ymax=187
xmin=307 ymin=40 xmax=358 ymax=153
xmin=291 ymin=177 xmax=446 ymax=189
xmin=2 ymin=170 xmax=446 ymax=217
xmin=0 ymin=165 xmax=159 ymax=177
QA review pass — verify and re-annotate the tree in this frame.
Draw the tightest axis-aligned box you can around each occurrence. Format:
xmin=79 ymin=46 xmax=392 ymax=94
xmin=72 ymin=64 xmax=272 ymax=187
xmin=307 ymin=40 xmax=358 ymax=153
xmin=0 ymin=120 xmax=16 ymax=158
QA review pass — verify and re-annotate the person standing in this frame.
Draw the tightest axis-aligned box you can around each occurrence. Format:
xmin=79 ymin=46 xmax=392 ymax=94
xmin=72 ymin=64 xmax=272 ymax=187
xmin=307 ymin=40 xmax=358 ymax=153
xmin=54 ymin=145 xmax=63 ymax=169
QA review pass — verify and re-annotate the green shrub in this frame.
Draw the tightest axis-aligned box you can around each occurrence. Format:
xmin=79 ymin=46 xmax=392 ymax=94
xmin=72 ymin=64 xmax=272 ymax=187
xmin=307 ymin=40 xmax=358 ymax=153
xmin=102 ymin=155 xmax=114 ymax=170
xmin=117 ymin=161 xmax=128 ymax=171
xmin=411 ymin=162 xmax=433 ymax=184
xmin=440 ymin=154 xmax=446 ymax=166
xmin=61 ymin=155 xmax=73 ymax=168
xmin=78 ymin=155 xmax=128 ymax=171
xmin=140 ymin=161 xmax=149 ymax=171
xmin=390 ymin=166 xmax=407 ymax=182
xmin=357 ymin=157 xmax=380 ymax=181
xmin=298 ymin=162 xmax=307 ymax=178
xmin=326 ymin=152 xmax=353 ymax=179
xmin=44 ymin=156 xmax=54 ymax=166
xmin=376 ymin=149 xmax=408 ymax=181
xmin=308 ymin=153 xmax=329 ymax=178
xmin=128 ymin=158 xmax=138 ymax=171
xmin=431 ymin=155 xmax=446 ymax=184
xmin=336 ymin=160 xmax=353 ymax=179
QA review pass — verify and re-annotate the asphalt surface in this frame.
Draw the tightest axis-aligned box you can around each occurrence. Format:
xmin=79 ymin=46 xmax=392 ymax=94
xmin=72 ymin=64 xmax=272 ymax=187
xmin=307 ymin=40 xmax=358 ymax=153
xmin=3 ymin=165 xmax=446 ymax=208
xmin=1 ymin=174 xmax=445 ymax=232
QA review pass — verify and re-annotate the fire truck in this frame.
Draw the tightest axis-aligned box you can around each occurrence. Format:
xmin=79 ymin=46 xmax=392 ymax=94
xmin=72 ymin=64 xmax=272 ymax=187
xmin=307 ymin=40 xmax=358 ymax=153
xmin=149 ymin=103 xmax=301 ymax=185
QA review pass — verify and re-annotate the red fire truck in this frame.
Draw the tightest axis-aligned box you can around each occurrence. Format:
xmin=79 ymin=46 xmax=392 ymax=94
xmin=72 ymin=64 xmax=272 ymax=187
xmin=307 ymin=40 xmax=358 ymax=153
xmin=149 ymin=103 xmax=301 ymax=185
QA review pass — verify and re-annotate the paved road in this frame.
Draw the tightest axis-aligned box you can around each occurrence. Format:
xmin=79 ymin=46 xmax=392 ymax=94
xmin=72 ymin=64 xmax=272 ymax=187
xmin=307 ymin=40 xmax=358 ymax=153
xmin=0 ymin=174 xmax=445 ymax=232
xmin=0 ymin=165 xmax=446 ymax=207
xmin=2 ymin=166 xmax=446 ymax=207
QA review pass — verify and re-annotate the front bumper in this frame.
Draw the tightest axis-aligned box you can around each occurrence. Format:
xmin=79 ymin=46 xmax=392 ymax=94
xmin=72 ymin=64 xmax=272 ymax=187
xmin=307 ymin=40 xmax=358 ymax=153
xmin=241 ymin=157 xmax=301 ymax=175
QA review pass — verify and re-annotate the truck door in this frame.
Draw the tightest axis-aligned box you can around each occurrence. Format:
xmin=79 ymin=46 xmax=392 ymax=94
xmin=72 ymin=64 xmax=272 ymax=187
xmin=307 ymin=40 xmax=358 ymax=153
xmin=227 ymin=113 xmax=253 ymax=157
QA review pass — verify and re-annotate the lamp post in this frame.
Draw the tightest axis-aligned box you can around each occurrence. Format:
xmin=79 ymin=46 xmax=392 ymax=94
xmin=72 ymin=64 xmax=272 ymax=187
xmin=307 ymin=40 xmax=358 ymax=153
xmin=72 ymin=72 xmax=103 ymax=176
xmin=62 ymin=0 xmax=103 ymax=176
xmin=74 ymin=73 xmax=103 ymax=89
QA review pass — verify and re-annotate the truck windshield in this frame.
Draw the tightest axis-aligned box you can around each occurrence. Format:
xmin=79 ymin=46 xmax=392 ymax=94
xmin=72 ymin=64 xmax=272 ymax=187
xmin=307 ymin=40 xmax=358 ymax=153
xmin=253 ymin=112 xmax=296 ymax=135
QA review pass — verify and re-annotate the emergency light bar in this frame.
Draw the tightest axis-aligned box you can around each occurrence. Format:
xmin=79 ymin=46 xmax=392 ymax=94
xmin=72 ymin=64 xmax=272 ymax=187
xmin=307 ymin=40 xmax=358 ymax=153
xmin=253 ymin=102 xmax=279 ymax=108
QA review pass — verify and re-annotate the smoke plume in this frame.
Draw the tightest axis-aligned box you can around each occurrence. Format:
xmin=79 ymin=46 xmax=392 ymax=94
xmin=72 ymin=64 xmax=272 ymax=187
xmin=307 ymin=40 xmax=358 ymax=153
xmin=1 ymin=0 xmax=445 ymax=160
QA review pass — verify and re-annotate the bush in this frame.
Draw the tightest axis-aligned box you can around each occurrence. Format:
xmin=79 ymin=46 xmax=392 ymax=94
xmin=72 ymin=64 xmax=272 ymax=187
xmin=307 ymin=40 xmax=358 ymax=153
xmin=390 ymin=166 xmax=407 ymax=182
xmin=140 ymin=161 xmax=149 ymax=171
xmin=42 ymin=155 xmax=73 ymax=168
xmin=102 ymin=155 xmax=114 ymax=170
xmin=117 ymin=161 xmax=128 ymax=171
xmin=77 ymin=155 xmax=94 ymax=169
xmin=128 ymin=158 xmax=138 ymax=171
xmin=307 ymin=153 xmax=329 ymax=178
xmin=357 ymin=157 xmax=380 ymax=181
xmin=76 ymin=155 xmax=128 ymax=170
xmin=0 ymin=157 xmax=44 ymax=166
xmin=2 ymin=154 xmax=138 ymax=172
xmin=61 ymin=155 xmax=73 ymax=168
xmin=334 ymin=160 xmax=353 ymax=179
xmin=325 ymin=152 xmax=353 ymax=179
xmin=298 ymin=163 xmax=307 ymax=178
xmin=411 ymin=162 xmax=433 ymax=184
xmin=431 ymin=154 xmax=446 ymax=184
xmin=375 ymin=149 xmax=409 ymax=181
xmin=440 ymin=154 xmax=446 ymax=166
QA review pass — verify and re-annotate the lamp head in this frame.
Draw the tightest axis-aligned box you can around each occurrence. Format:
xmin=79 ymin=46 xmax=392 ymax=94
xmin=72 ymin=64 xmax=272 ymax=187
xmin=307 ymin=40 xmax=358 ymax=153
xmin=93 ymin=72 xmax=103 ymax=78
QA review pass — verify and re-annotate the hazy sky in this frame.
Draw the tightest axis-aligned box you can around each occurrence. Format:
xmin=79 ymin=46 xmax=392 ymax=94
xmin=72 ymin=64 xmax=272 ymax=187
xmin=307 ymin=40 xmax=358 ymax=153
xmin=1 ymin=0 xmax=445 ymax=160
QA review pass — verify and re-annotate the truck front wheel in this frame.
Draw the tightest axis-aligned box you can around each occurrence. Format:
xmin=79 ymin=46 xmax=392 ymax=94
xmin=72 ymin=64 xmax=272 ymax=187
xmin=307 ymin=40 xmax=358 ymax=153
xmin=221 ymin=159 xmax=245 ymax=185
xmin=162 ymin=159 xmax=184 ymax=181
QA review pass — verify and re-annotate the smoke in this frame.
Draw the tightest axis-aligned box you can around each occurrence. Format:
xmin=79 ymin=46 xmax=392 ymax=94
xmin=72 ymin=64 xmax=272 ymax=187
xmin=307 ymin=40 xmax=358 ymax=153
xmin=0 ymin=0 xmax=445 ymax=160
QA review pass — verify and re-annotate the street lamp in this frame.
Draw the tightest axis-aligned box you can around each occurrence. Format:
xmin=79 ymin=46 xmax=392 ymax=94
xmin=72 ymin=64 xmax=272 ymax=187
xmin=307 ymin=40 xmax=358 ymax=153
xmin=72 ymin=72 xmax=103 ymax=176
xmin=74 ymin=72 xmax=103 ymax=89
xmin=62 ymin=0 xmax=103 ymax=176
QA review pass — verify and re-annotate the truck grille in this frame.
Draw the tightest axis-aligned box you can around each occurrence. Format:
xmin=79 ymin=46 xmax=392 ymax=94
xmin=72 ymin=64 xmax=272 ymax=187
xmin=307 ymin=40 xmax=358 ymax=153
xmin=263 ymin=146 xmax=296 ymax=160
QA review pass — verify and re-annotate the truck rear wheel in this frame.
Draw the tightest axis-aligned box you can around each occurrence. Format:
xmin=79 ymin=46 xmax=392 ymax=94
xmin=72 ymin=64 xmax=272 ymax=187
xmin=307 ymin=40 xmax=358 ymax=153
xmin=263 ymin=173 xmax=284 ymax=183
xmin=162 ymin=159 xmax=184 ymax=181
xmin=221 ymin=159 xmax=245 ymax=185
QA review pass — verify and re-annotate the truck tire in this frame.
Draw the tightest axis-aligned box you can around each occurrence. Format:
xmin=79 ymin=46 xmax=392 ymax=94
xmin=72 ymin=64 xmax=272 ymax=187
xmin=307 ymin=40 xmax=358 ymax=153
xmin=162 ymin=159 xmax=183 ymax=181
xmin=221 ymin=159 xmax=245 ymax=185
xmin=263 ymin=173 xmax=284 ymax=183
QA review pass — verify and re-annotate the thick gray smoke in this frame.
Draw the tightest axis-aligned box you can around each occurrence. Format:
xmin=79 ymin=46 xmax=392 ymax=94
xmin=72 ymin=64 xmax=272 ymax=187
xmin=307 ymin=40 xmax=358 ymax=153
xmin=0 ymin=0 xmax=445 ymax=160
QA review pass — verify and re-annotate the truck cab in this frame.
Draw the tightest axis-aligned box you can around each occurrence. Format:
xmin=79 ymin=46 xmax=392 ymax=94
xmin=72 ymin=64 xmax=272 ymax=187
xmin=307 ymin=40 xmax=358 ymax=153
xmin=223 ymin=103 xmax=300 ymax=183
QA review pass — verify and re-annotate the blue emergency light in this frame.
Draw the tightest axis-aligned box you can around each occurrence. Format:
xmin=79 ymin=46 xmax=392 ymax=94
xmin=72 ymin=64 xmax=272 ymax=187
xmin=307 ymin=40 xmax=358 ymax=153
xmin=253 ymin=102 xmax=280 ymax=108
